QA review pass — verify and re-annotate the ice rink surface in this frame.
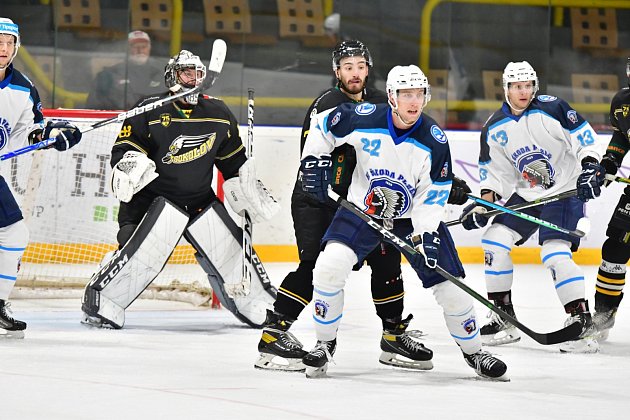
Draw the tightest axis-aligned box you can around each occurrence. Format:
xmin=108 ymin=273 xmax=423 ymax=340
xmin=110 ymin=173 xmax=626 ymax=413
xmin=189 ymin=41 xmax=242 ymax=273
xmin=3 ymin=263 xmax=629 ymax=419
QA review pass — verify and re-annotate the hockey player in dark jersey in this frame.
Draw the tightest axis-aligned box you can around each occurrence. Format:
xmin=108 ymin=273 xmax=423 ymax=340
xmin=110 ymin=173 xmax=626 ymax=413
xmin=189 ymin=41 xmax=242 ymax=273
xmin=591 ymin=58 xmax=630 ymax=341
xmin=81 ymin=49 xmax=279 ymax=329
xmin=298 ymin=64 xmax=507 ymax=380
xmin=0 ymin=18 xmax=82 ymax=338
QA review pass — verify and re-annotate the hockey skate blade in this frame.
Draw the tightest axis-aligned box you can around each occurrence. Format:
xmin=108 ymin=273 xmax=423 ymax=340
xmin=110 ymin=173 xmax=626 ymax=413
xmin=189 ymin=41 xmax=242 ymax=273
xmin=481 ymin=328 xmax=521 ymax=346
xmin=379 ymin=352 xmax=433 ymax=370
xmin=0 ymin=329 xmax=25 ymax=339
xmin=305 ymin=363 xmax=329 ymax=378
xmin=559 ymin=337 xmax=600 ymax=354
xmin=254 ymin=353 xmax=306 ymax=373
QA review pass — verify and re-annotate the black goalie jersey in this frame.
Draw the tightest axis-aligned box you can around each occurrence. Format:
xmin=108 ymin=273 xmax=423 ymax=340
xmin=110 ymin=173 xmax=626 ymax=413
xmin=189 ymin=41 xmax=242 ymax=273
xmin=111 ymin=93 xmax=247 ymax=211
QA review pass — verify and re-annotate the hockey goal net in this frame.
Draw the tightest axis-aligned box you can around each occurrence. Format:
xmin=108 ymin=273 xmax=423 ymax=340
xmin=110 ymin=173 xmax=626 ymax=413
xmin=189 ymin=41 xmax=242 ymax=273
xmin=5 ymin=109 xmax=221 ymax=305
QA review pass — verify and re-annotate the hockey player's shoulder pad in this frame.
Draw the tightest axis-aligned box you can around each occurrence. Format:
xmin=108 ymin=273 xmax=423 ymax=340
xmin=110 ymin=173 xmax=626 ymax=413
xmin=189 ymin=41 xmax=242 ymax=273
xmin=534 ymin=95 xmax=587 ymax=130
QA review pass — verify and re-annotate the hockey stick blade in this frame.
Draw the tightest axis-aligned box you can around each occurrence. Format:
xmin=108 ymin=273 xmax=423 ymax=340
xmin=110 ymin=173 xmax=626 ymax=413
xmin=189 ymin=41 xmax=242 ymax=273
xmin=327 ymin=188 xmax=583 ymax=345
xmin=1 ymin=40 xmax=228 ymax=162
xmin=446 ymin=189 xmax=578 ymax=227
xmin=466 ymin=195 xmax=586 ymax=237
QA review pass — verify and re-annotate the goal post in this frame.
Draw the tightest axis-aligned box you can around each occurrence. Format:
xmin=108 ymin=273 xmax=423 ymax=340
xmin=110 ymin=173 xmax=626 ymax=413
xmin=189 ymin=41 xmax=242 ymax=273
xmin=5 ymin=109 xmax=221 ymax=305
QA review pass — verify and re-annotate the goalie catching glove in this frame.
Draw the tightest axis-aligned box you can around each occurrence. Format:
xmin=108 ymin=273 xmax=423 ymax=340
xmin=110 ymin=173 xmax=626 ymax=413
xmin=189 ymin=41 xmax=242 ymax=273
xmin=111 ymin=151 xmax=159 ymax=202
xmin=223 ymin=158 xmax=280 ymax=223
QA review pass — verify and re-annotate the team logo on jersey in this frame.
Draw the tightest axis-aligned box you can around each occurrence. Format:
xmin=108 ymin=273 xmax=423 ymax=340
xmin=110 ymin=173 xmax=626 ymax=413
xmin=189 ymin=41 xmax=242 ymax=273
xmin=623 ymin=105 xmax=629 ymax=118
xmin=330 ymin=111 xmax=341 ymax=127
xmin=430 ymin=125 xmax=447 ymax=143
xmin=364 ymin=177 xmax=412 ymax=218
xmin=160 ymin=114 xmax=171 ymax=127
xmin=537 ymin=95 xmax=557 ymax=102
xmin=118 ymin=125 xmax=132 ymax=138
xmin=440 ymin=162 xmax=449 ymax=178
xmin=161 ymin=132 xmax=216 ymax=164
xmin=516 ymin=151 xmax=556 ymax=189
xmin=566 ymin=110 xmax=578 ymax=124
xmin=355 ymin=102 xmax=376 ymax=116
xmin=314 ymin=299 xmax=329 ymax=319
xmin=0 ymin=118 xmax=11 ymax=151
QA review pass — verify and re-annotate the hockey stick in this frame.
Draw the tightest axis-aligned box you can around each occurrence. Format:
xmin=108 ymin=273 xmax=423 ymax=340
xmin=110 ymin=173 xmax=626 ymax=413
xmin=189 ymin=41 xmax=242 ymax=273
xmin=445 ymin=189 xmax=578 ymax=227
xmin=1 ymin=39 xmax=228 ymax=162
xmin=466 ymin=194 xmax=590 ymax=238
xmin=605 ymin=174 xmax=630 ymax=185
xmin=327 ymin=188 xmax=582 ymax=345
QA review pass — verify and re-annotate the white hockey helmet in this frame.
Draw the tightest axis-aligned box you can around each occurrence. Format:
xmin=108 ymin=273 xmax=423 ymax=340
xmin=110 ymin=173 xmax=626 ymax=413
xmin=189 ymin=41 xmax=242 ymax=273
xmin=386 ymin=64 xmax=431 ymax=109
xmin=0 ymin=18 xmax=20 ymax=68
xmin=164 ymin=50 xmax=206 ymax=105
xmin=502 ymin=61 xmax=539 ymax=98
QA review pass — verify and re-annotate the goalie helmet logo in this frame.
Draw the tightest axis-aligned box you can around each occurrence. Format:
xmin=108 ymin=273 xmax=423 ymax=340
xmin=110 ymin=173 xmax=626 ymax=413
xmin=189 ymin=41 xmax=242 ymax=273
xmin=516 ymin=151 xmax=555 ymax=189
xmin=364 ymin=177 xmax=411 ymax=218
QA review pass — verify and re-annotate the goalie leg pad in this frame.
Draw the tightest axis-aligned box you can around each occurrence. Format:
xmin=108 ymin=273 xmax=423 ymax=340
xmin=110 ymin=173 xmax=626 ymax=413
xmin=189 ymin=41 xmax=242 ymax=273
xmin=81 ymin=197 xmax=188 ymax=328
xmin=185 ymin=200 xmax=276 ymax=328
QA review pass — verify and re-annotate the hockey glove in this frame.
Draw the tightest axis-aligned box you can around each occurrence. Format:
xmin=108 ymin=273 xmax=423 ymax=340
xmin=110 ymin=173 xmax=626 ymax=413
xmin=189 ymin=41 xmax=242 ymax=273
xmin=111 ymin=151 xmax=159 ymax=202
xmin=576 ymin=158 xmax=606 ymax=202
xmin=600 ymin=152 xmax=622 ymax=187
xmin=459 ymin=202 xmax=490 ymax=230
xmin=44 ymin=121 xmax=83 ymax=151
xmin=411 ymin=231 xmax=440 ymax=269
xmin=300 ymin=154 xmax=333 ymax=202
xmin=447 ymin=175 xmax=472 ymax=205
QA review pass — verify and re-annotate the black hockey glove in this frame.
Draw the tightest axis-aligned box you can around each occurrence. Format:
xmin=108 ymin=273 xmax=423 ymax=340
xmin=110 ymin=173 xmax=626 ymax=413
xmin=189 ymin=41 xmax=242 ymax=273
xmin=411 ymin=231 xmax=440 ymax=269
xmin=448 ymin=175 xmax=472 ymax=205
xmin=600 ymin=152 xmax=622 ymax=187
xmin=459 ymin=202 xmax=490 ymax=230
xmin=576 ymin=158 xmax=606 ymax=202
xmin=300 ymin=154 xmax=333 ymax=202
xmin=44 ymin=121 xmax=83 ymax=151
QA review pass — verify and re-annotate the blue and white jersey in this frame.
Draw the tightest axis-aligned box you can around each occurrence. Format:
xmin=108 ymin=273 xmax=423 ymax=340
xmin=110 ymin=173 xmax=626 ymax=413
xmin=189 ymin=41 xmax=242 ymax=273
xmin=302 ymin=102 xmax=453 ymax=234
xmin=0 ymin=64 xmax=44 ymax=153
xmin=479 ymin=95 xmax=607 ymax=201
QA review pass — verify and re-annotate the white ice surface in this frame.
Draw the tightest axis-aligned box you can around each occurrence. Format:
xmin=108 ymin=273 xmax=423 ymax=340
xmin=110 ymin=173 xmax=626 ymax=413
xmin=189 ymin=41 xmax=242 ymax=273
xmin=2 ymin=263 xmax=629 ymax=419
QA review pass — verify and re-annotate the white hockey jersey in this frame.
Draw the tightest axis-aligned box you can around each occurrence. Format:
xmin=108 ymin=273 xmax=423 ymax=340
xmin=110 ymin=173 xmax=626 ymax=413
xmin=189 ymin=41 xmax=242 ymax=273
xmin=302 ymin=102 xmax=453 ymax=234
xmin=0 ymin=64 xmax=44 ymax=153
xmin=478 ymin=95 xmax=607 ymax=201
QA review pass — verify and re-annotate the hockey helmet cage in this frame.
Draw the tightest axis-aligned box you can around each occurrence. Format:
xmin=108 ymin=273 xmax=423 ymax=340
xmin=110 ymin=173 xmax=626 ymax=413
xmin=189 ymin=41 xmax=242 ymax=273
xmin=332 ymin=40 xmax=373 ymax=71
xmin=164 ymin=50 xmax=207 ymax=105
xmin=386 ymin=65 xmax=431 ymax=108
xmin=0 ymin=18 xmax=20 ymax=67
xmin=502 ymin=61 xmax=539 ymax=96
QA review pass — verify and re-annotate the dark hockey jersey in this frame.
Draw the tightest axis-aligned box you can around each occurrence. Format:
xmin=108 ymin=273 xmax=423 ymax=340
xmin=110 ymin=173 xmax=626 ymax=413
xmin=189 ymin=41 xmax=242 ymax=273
xmin=294 ymin=86 xmax=388 ymax=201
xmin=608 ymin=87 xmax=630 ymax=160
xmin=111 ymin=92 xmax=246 ymax=209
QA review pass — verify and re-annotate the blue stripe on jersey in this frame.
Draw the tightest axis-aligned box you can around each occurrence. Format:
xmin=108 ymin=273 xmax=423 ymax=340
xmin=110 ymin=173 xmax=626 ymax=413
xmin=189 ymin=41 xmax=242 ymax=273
xmin=433 ymin=180 xmax=452 ymax=186
xmin=569 ymin=121 xmax=589 ymax=134
xmin=0 ymin=245 xmax=27 ymax=251
xmin=0 ymin=274 xmax=17 ymax=281
xmin=8 ymin=83 xmax=31 ymax=94
xmin=403 ymin=137 xmax=431 ymax=154
xmin=479 ymin=160 xmax=491 ymax=166
xmin=313 ymin=313 xmax=343 ymax=325
xmin=354 ymin=127 xmax=390 ymax=136
xmin=487 ymin=116 xmax=513 ymax=132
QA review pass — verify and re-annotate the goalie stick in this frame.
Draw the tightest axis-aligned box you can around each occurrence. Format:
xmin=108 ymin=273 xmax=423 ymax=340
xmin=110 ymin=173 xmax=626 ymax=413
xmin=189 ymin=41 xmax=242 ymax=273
xmin=1 ymin=39 xmax=228 ymax=162
xmin=327 ymin=188 xmax=583 ymax=345
xmin=445 ymin=189 xmax=578 ymax=227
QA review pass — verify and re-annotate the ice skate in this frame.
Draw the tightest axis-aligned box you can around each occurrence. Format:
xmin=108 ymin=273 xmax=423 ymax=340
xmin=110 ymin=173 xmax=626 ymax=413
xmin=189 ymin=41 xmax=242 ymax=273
xmin=480 ymin=304 xmax=521 ymax=346
xmin=463 ymin=350 xmax=509 ymax=381
xmin=255 ymin=310 xmax=307 ymax=372
xmin=303 ymin=339 xmax=336 ymax=378
xmin=559 ymin=311 xmax=599 ymax=353
xmin=0 ymin=299 xmax=26 ymax=339
xmin=80 ymin=311 xmax=106 ymax=328
xmin=379 ymin=314 xmax=433 ymax=370
xmin=592 ymin=308 xmax=617 ymax=341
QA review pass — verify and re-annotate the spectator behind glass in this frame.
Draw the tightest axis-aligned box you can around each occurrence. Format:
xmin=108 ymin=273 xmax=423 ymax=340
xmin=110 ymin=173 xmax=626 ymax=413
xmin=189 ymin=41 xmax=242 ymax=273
xmin=86 ymin=31 xmax=163 ymax=110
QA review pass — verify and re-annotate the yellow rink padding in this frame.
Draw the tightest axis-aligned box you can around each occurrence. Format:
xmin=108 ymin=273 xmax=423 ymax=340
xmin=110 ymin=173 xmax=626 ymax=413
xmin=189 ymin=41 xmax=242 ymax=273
xmin=22 ymin=243 xmax=603 ymax=265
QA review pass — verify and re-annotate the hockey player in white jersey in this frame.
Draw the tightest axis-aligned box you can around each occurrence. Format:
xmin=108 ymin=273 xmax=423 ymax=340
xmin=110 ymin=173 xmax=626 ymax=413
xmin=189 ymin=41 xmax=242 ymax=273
xmin=459 ymin=61 xmax=607 ymax=353
xmin=298 ymin=64 xmax=508 ymax=380
xmin=0 ymin=18 xmax=82 ymax=338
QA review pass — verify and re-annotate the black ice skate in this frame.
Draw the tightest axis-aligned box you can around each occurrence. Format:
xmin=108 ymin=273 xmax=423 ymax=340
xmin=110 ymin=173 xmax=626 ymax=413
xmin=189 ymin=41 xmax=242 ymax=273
xmin=463 ymin=350 xmax=509 ymax=381
xmin=0 ymin=299 xmax=26 ymax=339
xmin=480 ymin=303 xmax=520 ymax=346
xmin=379 ymin=314 xmax=433 ymax=370
xmin=559 ymin=302 xmax=599 ymax=353
xmin=255 ymin=310 xmax=307 ymax=372
xmin=303 ymin=339 xmax=336 ymax=378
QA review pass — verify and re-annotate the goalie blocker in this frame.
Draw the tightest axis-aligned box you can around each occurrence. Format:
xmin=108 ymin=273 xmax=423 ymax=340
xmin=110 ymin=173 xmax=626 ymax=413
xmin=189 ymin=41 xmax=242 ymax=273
xmin=81 ymin=196 xmax=277 ymax=329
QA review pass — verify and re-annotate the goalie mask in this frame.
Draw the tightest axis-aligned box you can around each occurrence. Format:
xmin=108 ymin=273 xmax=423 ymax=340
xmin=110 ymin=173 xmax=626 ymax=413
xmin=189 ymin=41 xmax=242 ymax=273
xmin=502 ymin=61 xmax=538 ymax=111
xmin=164 ymin=50 xmax=206 ymax=105
xmin=386 ymin=65 xmax=431 ymax=124
xmin=0 ymin=17 xmax=20 ymax=70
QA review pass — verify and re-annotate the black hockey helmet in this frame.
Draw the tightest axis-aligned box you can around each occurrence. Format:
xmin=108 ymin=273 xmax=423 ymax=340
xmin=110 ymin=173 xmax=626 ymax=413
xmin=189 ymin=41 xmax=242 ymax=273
xmin=331 ymin=40 xmax=373 ymax=71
